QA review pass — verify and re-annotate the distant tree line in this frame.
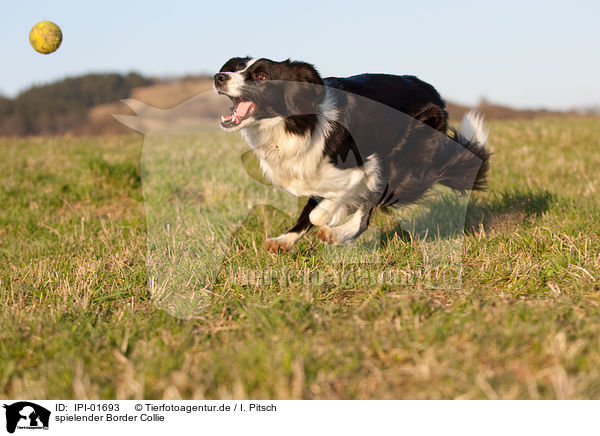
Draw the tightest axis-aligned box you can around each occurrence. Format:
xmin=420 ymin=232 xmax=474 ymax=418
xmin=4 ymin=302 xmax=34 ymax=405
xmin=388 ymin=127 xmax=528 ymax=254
xmin=0 ymin=73 xmax=153 ymax=136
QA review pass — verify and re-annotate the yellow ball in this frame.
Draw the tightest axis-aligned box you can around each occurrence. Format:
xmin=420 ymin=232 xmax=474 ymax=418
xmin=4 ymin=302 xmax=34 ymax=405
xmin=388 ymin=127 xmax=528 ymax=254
xmin=29 ymin=21 xmax=62 ymax=54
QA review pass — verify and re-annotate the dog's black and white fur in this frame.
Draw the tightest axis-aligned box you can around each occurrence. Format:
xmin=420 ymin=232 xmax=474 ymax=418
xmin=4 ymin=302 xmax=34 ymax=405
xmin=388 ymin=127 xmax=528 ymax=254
xmin=214 ymin=57 xmax=490 ymax=252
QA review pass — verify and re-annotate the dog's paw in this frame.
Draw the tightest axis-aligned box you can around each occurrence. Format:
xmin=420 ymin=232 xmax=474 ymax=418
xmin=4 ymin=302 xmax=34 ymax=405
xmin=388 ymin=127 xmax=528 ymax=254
xmin=317 ymin=226 xmax=338 ymax=245
xmin=309 ymin=207 xmax=331 ymax=227
xmin=265 ymin=236 xmax=294 ymax=253
xmin=317 ymin=226 xmax=356 ymax=246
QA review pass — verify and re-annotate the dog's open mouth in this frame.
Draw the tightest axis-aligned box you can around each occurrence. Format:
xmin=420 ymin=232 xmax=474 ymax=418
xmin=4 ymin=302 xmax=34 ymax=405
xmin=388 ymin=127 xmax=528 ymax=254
xmin=221 ymin=97 xmax=256 ymax=128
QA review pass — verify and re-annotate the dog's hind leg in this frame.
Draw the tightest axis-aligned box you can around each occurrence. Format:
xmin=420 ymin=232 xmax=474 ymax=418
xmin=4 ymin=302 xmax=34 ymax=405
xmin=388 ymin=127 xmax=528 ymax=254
xmin=317 ymin=205 xmax=374 ymax=246
xmin=266 ymin=198 xmax=318 ymax=253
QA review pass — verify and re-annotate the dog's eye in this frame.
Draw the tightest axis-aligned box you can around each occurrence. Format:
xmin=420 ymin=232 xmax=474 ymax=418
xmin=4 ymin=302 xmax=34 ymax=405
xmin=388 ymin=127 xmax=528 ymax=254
xmin=253 ymin=72 xmax=267 ymax=81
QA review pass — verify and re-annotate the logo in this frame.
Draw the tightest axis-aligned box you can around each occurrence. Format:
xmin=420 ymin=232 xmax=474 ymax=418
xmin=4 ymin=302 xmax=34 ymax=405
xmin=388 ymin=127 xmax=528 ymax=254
xmin=2 ymin=402 xmax=50 ymax=434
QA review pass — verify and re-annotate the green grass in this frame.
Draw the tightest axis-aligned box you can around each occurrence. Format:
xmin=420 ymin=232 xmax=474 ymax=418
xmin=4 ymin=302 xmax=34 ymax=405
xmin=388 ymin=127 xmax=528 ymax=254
xmin=1 ymin=117 xmax=600 ymax=399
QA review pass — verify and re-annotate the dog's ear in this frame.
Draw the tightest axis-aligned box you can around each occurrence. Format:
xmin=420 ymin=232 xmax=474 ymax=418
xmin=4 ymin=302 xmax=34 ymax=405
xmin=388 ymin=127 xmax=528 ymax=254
xmin=283 ymin=61 xmax=325 ymax=116
xmin=219 ymin=56 xmax=252 ymax=72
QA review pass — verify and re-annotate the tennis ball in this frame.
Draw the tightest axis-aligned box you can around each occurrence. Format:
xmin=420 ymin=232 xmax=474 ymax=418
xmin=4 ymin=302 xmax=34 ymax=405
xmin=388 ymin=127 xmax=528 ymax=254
xmin=29 ymin=21 xmax=62 ymax=54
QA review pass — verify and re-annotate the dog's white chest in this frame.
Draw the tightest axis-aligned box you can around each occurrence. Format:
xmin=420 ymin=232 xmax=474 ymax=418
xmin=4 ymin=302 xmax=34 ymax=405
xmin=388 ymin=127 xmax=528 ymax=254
xmin=240 ymin=119 xmax=376 ymax=202
xmin=259 ymin=155 xmax=323 ymax=197
xmin=242 ymin=122 xmax=331 ymax=197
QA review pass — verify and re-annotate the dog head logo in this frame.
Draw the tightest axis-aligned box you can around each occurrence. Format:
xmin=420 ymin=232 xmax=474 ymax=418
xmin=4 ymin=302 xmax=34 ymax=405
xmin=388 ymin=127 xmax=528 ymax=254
xmin=3 ymin=402 xmax=50 ymax=433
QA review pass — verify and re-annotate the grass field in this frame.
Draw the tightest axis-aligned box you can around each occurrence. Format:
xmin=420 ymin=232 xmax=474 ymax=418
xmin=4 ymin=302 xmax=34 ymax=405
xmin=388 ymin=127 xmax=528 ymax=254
xmin=1 ymin=117 xmax=600 ymax=399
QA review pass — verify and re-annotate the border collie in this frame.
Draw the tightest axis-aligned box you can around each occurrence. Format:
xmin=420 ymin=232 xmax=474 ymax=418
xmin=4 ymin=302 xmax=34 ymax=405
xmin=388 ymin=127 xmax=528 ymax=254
xmin=214 ymin=57 xmax=490 ymax=252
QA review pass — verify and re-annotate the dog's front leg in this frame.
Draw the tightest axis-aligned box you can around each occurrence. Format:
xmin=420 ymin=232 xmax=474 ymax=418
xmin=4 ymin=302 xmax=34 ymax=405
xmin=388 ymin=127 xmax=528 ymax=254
xmin=308 ymin=198 xmax=344 ymax=227
xmin=265 ymin=198 xmax=318 ymax=253
xmin=317 ymin=205 xmax=374 ymax=246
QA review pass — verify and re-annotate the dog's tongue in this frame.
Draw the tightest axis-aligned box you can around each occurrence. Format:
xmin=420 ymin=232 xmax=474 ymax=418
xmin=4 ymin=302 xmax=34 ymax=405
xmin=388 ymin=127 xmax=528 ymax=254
xmin=235 ymin=101 xmax=254 ymax=118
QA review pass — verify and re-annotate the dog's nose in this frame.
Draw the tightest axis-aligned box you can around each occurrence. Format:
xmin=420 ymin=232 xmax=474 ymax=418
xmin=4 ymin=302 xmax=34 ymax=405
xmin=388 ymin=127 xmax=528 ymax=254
xmin=214 ymin=73 xmax=230 ymax=85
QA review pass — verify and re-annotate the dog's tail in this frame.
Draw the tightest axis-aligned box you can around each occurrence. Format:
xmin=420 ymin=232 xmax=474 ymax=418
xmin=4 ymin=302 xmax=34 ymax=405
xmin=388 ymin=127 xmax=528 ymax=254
xmin=437 ymin=110 xmax=490 ymax=192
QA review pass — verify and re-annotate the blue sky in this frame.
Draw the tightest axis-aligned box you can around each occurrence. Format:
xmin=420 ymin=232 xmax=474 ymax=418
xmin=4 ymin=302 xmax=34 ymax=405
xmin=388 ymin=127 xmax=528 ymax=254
xmin=3 ymin=0 xmax=599 ymax=109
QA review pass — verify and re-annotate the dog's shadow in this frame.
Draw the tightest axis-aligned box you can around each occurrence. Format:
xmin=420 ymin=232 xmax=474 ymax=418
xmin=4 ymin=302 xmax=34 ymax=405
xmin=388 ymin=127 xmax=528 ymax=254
xmin=223 ymin=187 xmax=553 ymax=264
xmin=375 ymin=188 xmax=553 ymax=246
xmin=464 ymin=188 xmax=553 ymax=234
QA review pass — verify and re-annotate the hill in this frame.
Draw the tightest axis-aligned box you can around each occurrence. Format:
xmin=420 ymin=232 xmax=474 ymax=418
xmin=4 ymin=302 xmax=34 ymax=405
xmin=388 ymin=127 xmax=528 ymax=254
xmin=0 ymin=73 xmax=589 ymax=137
xmin=446 ymin=100 xmax=579 ymax=121
xmin=0 ymin=73 xmax=154 ymax=136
